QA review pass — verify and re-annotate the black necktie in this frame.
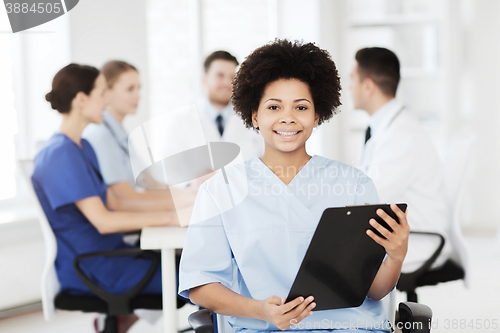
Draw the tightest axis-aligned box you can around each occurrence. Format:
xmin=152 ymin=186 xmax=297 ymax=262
xmin=364 ymin=126 xmax=371 ymax=144
xmin=216 ymin=115 xmax=224 ymax=136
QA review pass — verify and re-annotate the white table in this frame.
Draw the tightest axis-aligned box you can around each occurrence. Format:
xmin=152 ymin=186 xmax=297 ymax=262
xmin=140 ymin=226 xmax=188 ymax=333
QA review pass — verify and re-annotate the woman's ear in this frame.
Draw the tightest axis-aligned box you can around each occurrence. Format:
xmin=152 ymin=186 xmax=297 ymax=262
xmin=252 ymin=110 xmax=259 ymax=129
xmin=71 ymin=91 xmax=87 ymax=111
xmin=314 ymin=113 xmax=320 ymax=127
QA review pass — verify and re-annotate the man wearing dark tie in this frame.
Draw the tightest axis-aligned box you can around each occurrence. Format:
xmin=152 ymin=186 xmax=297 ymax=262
xmin=197 ymin=51 xmax=264 ymax=161
xmin=350 ymin=47 xmax=452 ymax=274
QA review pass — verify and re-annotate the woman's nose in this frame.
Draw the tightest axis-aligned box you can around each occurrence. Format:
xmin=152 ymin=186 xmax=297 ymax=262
xmin=279 ymin=107 xmax=297 ymax=123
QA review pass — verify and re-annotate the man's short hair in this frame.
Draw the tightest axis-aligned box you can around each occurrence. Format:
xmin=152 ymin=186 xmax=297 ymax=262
xmin=355 ymin=47 xmax=400 ymax=97
xmin=203 ymin=50 xmax=239 ymax=72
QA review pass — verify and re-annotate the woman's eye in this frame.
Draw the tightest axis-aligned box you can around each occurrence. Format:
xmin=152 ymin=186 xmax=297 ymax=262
xmin=268 ymin=105 xmax=279 ymax=110
xmin=297 ymin=106 xmax=308 ymax=111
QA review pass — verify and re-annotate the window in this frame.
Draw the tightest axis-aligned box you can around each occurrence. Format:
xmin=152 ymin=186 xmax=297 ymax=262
xmin=0 ymin=11 xmax=70 ymax=216
xmin=0 ymin=9 xmax=18 ymax=201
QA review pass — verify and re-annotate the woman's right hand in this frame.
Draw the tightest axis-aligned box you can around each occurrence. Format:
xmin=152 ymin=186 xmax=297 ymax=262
xmin=259 ymin=295 xmax=315 ymax=331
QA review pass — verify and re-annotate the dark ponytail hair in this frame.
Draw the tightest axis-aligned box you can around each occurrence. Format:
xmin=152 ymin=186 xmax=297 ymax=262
xmin=45 ymin=63 xmax=100 ymax=113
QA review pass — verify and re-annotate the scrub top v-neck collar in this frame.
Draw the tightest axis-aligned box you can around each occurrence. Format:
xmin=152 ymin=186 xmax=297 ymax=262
xmin=253 ymin=155 xmax=317 ymax=188
xmin=56 ymin=133 xmax=104 ymax=184
xmin=249 ymin=155 xmax=319 ymax=226
xmin=56 ymin=132 xmax=83 ymax=148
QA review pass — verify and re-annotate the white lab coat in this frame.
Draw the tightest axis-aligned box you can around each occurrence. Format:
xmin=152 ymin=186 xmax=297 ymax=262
xmin=197 ymin=99 xmax=264 ymax=162
xmin=357 ymin=99 xmax=452 ymax=273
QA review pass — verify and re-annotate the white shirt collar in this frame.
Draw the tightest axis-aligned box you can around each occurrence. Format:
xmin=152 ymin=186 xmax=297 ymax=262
xmin=369 ymin=98 xmax=404 ymax=137
xmin=204 ymin=98 xmax=234 ymax=125
xmin=103 ymin=110 xmax=129 ymax=147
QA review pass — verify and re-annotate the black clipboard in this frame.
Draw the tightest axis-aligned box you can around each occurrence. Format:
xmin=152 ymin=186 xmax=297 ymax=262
xmin=285 ymin=203 xmax=407 ymax=311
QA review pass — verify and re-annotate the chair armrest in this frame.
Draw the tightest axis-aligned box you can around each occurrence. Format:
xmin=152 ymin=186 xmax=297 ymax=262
xmin=399 ymin=302 xmax=432 ymax=333
xmin=397 ymin=231 xmax=445 ymax=291
xmin=124 ymin=231 xmax=141 ymax=236
xmin=188 ymin=309 xmax=214 ymax=333
xmin=73 ymin=248 xmax=159 ymax=315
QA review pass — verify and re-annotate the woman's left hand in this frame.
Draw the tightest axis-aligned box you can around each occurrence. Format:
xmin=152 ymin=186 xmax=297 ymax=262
xmin=366 ymin=204 xmax=410 ymax=263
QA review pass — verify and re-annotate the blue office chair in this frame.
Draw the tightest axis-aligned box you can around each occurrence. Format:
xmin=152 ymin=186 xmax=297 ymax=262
xmin=396 ymin=135 xmax=475 ymax=302
xmin=18 ymin=159 xmax=185 ymax=333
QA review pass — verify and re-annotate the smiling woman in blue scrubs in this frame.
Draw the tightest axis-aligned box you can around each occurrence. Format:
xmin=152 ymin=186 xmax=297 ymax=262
xmin=32 ymin=64 xmax=181 ymax=332
xmin=179 ymin=40 xmax=410 ymax=333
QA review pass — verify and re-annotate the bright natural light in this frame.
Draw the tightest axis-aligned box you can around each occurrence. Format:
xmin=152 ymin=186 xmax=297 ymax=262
xmin=0 ymin=9 xmax=18 ymax=200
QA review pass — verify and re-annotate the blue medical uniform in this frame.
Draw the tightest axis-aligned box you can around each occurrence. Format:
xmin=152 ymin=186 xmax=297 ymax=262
xmin=179 ymin=156 xmax=391 ymax=332
xmin=82 ymin=110 xmax=136 ymax=186
xmin=32 ymin=133 xmax=161 ymax=295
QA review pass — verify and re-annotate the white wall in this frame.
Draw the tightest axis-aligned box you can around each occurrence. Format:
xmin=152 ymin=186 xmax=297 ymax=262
xmin=317 ymin=0 xmax=350 ymax=162
xmin=69 ymin=0 xmax=150 ymax=133
xmin=0 ymin=220 xmax=44 ymax=310
xmin=454 ymin=0 xmax=500 ymax=229
xmin=146 ymin=0 xmax=193 ymax=118
xmin=12 ymin=14 xmax=71 ymax=159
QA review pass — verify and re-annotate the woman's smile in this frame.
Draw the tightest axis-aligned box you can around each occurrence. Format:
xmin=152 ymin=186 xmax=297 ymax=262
xmin=273 ymin=129 xmax=302 ymax=140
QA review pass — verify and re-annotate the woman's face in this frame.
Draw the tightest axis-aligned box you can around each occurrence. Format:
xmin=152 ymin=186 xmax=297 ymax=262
xmin=106 ymin=70 xmax=141 ymax=116
xmin=252 ymin=79 xmax=319 ymax=155
xmin=80 ymin=74 xmax=107 ymax=123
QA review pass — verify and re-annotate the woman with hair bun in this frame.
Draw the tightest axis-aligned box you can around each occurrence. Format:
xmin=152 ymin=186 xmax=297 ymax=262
xmin=82 ymin=60 xmax=183 ymax=208
xmin=32 ymin=63 xmax=181 ymax=332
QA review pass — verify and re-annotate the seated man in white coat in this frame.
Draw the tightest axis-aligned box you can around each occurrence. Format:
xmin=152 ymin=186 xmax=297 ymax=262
xmin=350 ymin=47 xmax=452 ymax=273
xmin=198 ymin=51 xmax=264 ymax=161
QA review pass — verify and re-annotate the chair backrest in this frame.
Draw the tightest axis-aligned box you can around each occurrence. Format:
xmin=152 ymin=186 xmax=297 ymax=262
xmin=17 ymin=159 xmax=60 ymax=321
xmin=443 ymin=135 xmax=476 ymax=288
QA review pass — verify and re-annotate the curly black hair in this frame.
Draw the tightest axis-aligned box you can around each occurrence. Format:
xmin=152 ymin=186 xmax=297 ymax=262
xmin=231 ymin=39 xmax=341 ymax=130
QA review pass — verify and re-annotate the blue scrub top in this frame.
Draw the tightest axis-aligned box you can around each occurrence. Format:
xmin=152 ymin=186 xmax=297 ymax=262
xmin=82 ymin=110 xmax=136 ymax=186
xmin=179 ymin=156 xmax=390 ymax=332
xmin=32 ymin=133 xmax=156 ymax=295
